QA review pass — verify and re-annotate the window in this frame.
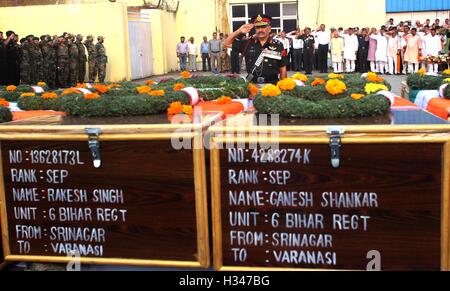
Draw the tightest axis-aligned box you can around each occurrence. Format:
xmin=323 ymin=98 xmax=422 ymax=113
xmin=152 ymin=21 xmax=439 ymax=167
xmin=229 ymin=2 xmax=298 ymax=34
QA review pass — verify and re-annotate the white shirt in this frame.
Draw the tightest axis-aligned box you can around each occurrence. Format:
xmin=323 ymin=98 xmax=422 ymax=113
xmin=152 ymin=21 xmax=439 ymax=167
xmin=422 ymin=35 xmax=442 ymax=56
xmin=313 ymin=31 xmax=331 ymax=45
xmin=286 ymin=34 xmax=304 ymax=49
xmin=341 ymin=33 xmax=359 ymax=60
xmin=187 ymin=42 xmax=197 ymax=55
xmin=370 ymin=34 xmax=388 ymax=62
xmin=274 ymin=36 xmax=291 ymax=53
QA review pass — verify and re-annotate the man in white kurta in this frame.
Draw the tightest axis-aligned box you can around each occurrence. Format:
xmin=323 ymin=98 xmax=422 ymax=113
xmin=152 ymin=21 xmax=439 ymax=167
xmin=386 ymin=30 xmax=400 ymax=74
xmin=370 ymin=30 xmax=388 ymax=74
xmin=422 ymin=28 xmax=442 ymax=73
xmin=341 ymin=28 xmax=359 ymax=73
xmin=404 ymin=28 xmax=422 ymax=73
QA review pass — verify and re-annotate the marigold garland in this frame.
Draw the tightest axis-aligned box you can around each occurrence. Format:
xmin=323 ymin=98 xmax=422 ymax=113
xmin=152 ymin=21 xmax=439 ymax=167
xmin=93 ymin=84 xmax=108 ymax=94
xmin=292 ymin=72 xmax=308 ymax=82
xmin=443 ymin=69 xmax=450 ymax=75
xmin=216 ymin=96 xmax=233 ymax=105
xmin=248 ymin=83 xmax=259 ymax=98
xmin=149 ymin=90 xmax=165 ymax=96
xmin=173 ymin=83 xmax=186 ymax=91
xmin=182 ymin=105 xmax=193 ymax=116
xmin=325 ymin=79 xmax=347 ymax=95
xmin=0 ymin=98 xmax=10 ymax=107
xmin=416 ymin=68 xmax=426 ymax=76
xmin=76 ymin=83 xmax=87 ymax=88
xmin=277 ymin=78 xmax=297 ymax=91
xmin=37 ymin=82 xmax=47 ymax=87
xmin=20 ymin=92 xmax=36 ymax=97
xmin=367 ymin=72 xmax=384 ymax=83
xmin=261 ymin=84 xmax=281 ymax=97
xmin=6 ymin=85 xmax=16 ymax=92
xmin=351 ymin=93 xmax=365 ymax=100
xmin=365 ymin=83 xmax=389 ymax=94
xmin=62 ymin=88 xmax=81 ymax=96
xmin=146 ymin=80 xmax=156 ymax=85
xmin=41 ymin=92 xmax=58 ymax=99
xmin=180 ymin=71 xmax=192 ymax=79
xmin=136 ymin=86 xmax=152 ymax=94
xmin=444 ymin=78 xmax=450 ymax=83
xmin=84 ymin=93 xmax=101 ymax=100
xmin=311 ymin=78 xmax=325 ymax=87
xmin=328 ymin=73 xmax=344 ymax=79
xmin=107 ymin=84 xmax=122 ymax=89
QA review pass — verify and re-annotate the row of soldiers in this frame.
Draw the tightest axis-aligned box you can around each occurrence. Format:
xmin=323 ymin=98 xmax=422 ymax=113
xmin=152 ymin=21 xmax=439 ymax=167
xmin=20 ymin=33 xmax=107 ymax=88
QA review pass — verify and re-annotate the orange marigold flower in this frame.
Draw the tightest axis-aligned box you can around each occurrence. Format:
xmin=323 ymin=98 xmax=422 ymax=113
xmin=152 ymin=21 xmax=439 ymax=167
xmin=311 ymin=78 xmax=326 ymax=86
xmin=367 ymin=72 xmax=384 ymax=83
xmin=41 ymin=92 xmax=58 ymax=99
xmin=76 ymin=83 xmax=88 ymax=88
xmin=292 ymin=72 xmax=308 ymax=82
xmin=146 ymin=80 xmax=156 ymax=85
xmin=136 ymin=86 xmax=152 ymax=94
xmin=37 ymin=82 xmax=47 ymax=87
xmin=173 ymin=83 xmax=186 ymax=91
xmin=107 ymin=84 xmax=122 ymax=89
xmin=277 ymin=78 xmax=297 ymax=91
xmin=261 ymin=84 xmax=281 ymax=97
xmin=0 ymin=98 xmax=9 ymax=107
xmin=351 ymin=93 xmax=365 ymax=100
xmin=93 ymin=84 xmax=108 ymax=94
xmin=149 ymin=90 xmax=165 ymax=96
xmin=216 ymin=96 xmax=233 ymax=105
xmin=20 ymin=92 xmax=36 ymax=97
xmin=62 ymin=88 xmax=81 ymax=96
xmin=6 ymin=85 xmax=16 ymax=92
xmin=248 ymin=83 xmax=259 ymax=98
xmin=180 ymin=71 xmax=192 ymax=79
xmin=167 ymin=101 xmax=184 ymax=115
xmin=325 ymin=79 xmax=347 ymax=95
xmin=328 ymin=73 xmax=345 ymax=79
xmin=84 ymin=93 xmax=101 ymax=100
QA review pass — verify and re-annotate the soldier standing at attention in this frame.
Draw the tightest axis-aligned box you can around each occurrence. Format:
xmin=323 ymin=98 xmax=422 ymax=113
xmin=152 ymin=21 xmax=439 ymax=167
xmin=56 ymin=35 xmax=69 ymax=88
xmin=40 ymin=35 xmax=50 ymax=86
xmin=224 ymin=14 xmax=287 ymax=84
xmin=30 ymin=37 xmax=44 ymax=84
xmin=302 ymin=28 xmax=315 ymax=75
xmin=68 ymin=34 xmax=79 ymax=87
xmin=46 ymin=35 xmax=58 ymax=89
xmin=76 ymin=34 xmax=87 ymax=83
xmin=19 ymin=38 xmax=31 ymax=84
xmin=95 ymin=36 xmax=107 ymax=83
xmin=84 ymin=35 xmax=97 ymax=83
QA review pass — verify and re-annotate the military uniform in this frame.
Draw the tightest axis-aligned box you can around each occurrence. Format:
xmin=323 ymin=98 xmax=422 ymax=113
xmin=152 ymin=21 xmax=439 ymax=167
xmin=233 ymin=15 xmax=287 ymax=84
xmin=95 ymin=37 xmax=107 ymax=83
xmin=19 ymin=40 xmax=31 ymax=84
xmin=84 ymin=37 xmax=97 ymax=82
xmin=56 ymin=40 xmax=69 ymax=88
xmin=29 ymin=38 xmax=44 ymax=84
xmin=69 ymin=40 xmax=79 ymax=86
xmin=44 ymin=38 xmax=57 ymax=88
xmin=302 ymin=34 xmax=315 ymax=75
xmin=76 ymin=37 xmax=87 ymax=83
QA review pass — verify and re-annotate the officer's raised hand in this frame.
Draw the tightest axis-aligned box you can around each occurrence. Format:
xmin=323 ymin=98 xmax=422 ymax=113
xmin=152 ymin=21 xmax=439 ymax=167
xmin=239 ymin=23 xmax=254 ymax=35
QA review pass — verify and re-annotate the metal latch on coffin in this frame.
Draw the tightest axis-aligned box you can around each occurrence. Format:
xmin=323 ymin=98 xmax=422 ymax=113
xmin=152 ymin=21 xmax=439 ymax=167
xmin=327 ymin=127 xmax=344 ymax=169
xmin=86 ymin=128 xmax=102 ymax=168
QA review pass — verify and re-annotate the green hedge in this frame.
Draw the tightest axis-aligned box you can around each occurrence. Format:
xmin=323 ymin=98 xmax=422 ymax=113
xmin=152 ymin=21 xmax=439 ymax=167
xmin=253 ymin=94 xmax=390 ymax=119
xmin=407 ymin=74 xmax=445 ymax=90
xmin=0 ymin=106 xmax=13 ymax=123
xmin=0 ymin=85 xmax=35 ymax=102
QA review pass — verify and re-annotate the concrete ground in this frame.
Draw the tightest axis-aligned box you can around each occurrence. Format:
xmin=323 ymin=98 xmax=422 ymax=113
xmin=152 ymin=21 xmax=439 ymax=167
xmin=139 ymin=71 xmax=406 ymax=96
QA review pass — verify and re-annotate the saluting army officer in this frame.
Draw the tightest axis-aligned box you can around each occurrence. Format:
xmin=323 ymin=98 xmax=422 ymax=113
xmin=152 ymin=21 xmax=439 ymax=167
xmin=224 ymin=14 xmax=287 ymax=84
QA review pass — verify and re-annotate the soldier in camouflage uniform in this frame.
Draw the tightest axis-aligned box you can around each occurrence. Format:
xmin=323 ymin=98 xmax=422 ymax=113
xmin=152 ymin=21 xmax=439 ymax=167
xmin=95 ymin=36 xmax=107 ymax=83
xmin=44 ymin=35 xmax=57 ymax=88
xmin=68 ymin=34 xmax=79 ymax=87
xmin=56 ymin=35 xmax=69 ymax=88
xmin=29 ymin=37 xmax=44 ymax=84
xmin=84 ymin=35 xmax=97 ymax=83
xmin=76 ymin=34 xmax=87 ymax=84
xmin=19 ymin=38 xmax=31 ymax=84
xmin=40 ymin=35 xmax=50 ymax=86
